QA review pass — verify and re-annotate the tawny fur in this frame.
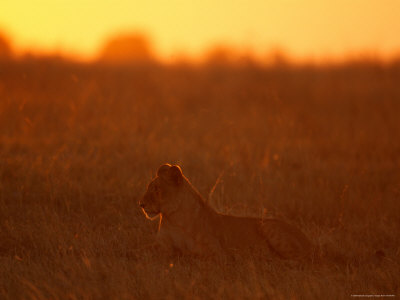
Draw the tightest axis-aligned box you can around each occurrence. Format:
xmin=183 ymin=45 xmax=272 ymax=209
xmin=139 ymin=163 xmax=314 ymax=260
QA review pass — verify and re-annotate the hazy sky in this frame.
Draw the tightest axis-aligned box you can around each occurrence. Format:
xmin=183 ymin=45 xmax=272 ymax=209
xmin=1 ymin=0 xmax=400 ymax=61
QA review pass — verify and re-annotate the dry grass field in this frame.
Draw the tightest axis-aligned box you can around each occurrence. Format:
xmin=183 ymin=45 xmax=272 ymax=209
xmin=0 ymin=58 xmax=399 ymax=299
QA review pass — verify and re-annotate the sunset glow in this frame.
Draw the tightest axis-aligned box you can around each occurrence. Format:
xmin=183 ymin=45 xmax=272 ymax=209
xmin=1 ymin=0 xmax=400 ymax=61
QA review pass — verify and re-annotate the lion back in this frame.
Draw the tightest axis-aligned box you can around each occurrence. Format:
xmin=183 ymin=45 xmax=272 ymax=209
xmin=260 ymin=219 xmax=314 ymax=260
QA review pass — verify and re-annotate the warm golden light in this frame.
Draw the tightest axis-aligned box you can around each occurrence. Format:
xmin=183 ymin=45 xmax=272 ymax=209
xmin=2 ymin=0 xmax=400 ymax=61
xmin=2 ymin=2 xmax=399 ymax=299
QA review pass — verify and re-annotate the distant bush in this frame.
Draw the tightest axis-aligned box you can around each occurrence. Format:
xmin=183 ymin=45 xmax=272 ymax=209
xmin=203 ymin=45 xmax=260 ymax=68
xmin=0 ymin=32 xmax=12 ymax=60
xmin=98 ymin=32 xmax=155 ymax=64
xmin=204 ymin=45 xmax=237 ymax=66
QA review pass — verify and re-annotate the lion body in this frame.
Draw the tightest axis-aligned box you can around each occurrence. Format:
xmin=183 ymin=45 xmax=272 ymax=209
xmin=140 ymin=164 xmax=314 ymax=260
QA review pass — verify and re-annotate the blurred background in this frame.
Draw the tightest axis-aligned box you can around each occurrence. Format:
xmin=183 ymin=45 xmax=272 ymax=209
xmin=1 ymin=0 xmax=400 ymax=63
xmin=1 ymin=1 xmax=400 ymax=299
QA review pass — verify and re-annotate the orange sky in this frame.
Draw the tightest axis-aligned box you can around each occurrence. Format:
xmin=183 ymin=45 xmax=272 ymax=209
xmin=1 ymin=0 xmax=400 ymax=62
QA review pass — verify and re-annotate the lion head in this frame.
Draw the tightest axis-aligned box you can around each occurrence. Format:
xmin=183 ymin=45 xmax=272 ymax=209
xmin=139 ymin=163 xmax=185 ymax=220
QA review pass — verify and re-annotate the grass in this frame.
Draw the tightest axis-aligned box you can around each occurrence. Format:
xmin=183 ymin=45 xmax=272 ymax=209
xmin=0 ymin=58 xmax=399 ymax=299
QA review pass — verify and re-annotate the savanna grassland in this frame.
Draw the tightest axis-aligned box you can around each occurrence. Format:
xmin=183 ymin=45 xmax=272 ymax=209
xmin=0 ymin=58 xmax=399 ymax=299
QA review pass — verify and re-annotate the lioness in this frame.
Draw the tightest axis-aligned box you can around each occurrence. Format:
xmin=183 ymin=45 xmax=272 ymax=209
xmin=140 ymin=163 xmax=314 ymax=260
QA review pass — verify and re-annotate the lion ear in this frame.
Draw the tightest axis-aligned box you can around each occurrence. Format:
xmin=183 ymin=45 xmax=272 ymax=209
xmin=168 ymin=165 xmax=183 ymax=185
xmin=157 ymin=163 xmax=172 ymax=178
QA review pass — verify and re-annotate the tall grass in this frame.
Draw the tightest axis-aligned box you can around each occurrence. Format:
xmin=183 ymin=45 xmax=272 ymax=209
xmin=0 ymin=59 xmax=399 ymax=299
